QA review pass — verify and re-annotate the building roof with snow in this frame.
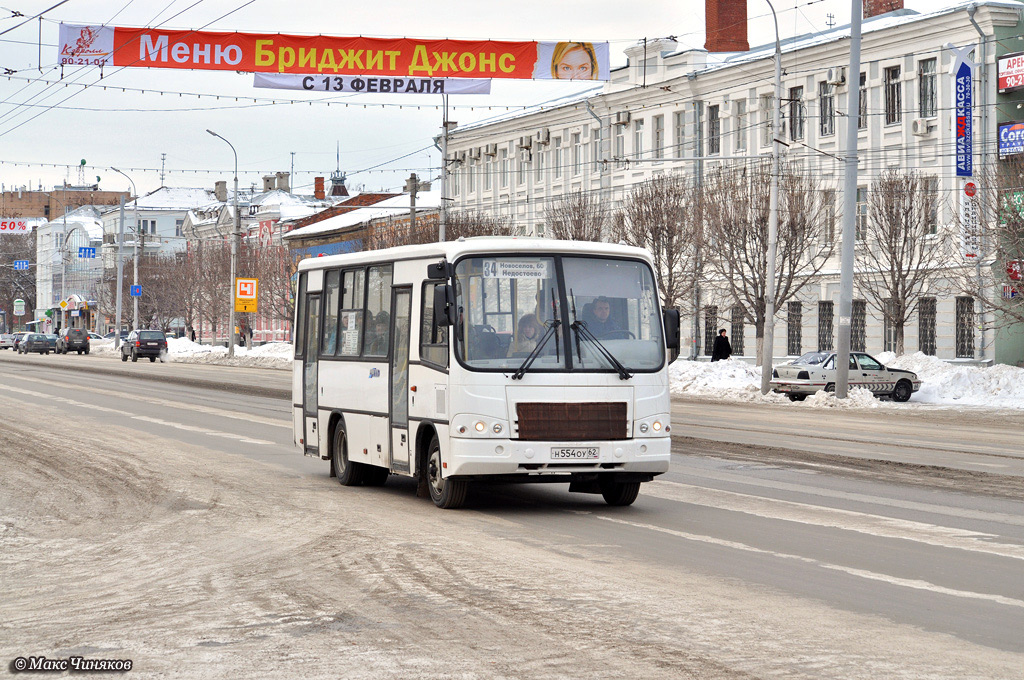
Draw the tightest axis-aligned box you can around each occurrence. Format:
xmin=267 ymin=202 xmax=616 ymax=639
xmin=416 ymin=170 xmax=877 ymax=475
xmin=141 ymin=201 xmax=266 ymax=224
xmin=284 ymin=191 xmax=441 ymax=239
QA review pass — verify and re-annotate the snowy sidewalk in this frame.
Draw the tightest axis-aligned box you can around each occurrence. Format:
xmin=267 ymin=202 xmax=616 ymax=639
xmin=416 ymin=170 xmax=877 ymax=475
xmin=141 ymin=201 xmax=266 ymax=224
xmin=669 ymin=353 xmax=1024 ymax=411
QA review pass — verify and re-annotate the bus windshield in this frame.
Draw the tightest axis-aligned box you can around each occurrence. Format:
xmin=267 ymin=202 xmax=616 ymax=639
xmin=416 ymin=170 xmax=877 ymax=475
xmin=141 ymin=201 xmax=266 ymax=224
xmin=453 ymin=255 xmax=664 ymax=372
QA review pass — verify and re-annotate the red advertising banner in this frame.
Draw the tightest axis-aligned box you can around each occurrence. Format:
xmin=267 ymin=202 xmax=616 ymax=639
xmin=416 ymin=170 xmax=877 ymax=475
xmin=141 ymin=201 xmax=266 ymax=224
xmin=998 ymin=51 xmax=1024 ymax=93
xmin=58 ymin=24 xmax=610 ymax=81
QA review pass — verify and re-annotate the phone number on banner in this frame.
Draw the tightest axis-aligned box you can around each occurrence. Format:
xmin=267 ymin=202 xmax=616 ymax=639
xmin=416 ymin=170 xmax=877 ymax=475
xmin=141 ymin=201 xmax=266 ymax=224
xmin=253 ymin=73 xmax=491 ymax=95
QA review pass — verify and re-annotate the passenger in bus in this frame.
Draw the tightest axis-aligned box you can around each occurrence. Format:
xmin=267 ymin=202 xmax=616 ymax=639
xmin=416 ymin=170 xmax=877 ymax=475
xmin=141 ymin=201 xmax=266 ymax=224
xmin=367 ymin=311 xmax=390 ymax=355
xmin=584 ymin=296 xmax=621 ymax=338
xmin=508 ymin=314 xmax=544 ymax=356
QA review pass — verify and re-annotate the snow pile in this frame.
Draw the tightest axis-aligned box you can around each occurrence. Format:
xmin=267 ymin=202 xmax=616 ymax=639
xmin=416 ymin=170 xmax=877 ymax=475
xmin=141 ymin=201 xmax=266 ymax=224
xmin=669 ymin=353 xmax=1024 ymax=410
xmin=89 ymin=337 xmax=292 ymax=369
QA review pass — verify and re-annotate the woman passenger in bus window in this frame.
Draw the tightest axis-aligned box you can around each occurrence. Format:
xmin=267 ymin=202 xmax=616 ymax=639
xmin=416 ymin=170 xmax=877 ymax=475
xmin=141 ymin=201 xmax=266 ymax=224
xmin=509 ymin=313 xmax=543 ymax=356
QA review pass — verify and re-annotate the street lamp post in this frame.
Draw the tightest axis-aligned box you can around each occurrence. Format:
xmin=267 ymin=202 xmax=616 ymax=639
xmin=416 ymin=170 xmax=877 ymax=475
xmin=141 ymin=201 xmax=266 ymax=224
xmin=48 ymin=192 xmax=70 ymax=332
xmin=760 ymin=0 xmax=783 ymax=394
xmin=207 ymin=129 xmax=240 ymax=358
xmin=111 ymin=167 xmax=139 ymax=331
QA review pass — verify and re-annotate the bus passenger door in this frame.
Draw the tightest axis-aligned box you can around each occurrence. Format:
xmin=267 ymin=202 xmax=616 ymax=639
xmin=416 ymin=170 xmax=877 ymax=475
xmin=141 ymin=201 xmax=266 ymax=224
xmin=303 ymin=294 xmax=321 ymax=456
xmin=389 ymin=287 xmax=412 ymax=472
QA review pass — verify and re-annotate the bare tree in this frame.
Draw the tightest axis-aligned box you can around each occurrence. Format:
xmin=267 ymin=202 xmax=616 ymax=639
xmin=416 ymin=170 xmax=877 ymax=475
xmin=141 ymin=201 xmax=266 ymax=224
xmin=950 ymin=154 xmax=1024 ymax=327
xmin=366 ymin=210 xmax=515 ymax=250
xmin=854 ymin=170 xmax=950 ymax=354
xmin=703 ymin=161 xmax=834 ymax=365
xmin=546 ymin=189 xmax=606 ymax=241
xmin=0 ymin=232 xmax=36 ymax=332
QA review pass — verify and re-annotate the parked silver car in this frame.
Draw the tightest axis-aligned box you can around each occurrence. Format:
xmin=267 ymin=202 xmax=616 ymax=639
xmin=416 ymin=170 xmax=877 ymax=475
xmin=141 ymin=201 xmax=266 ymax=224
xmin=770 ymin=351 xmax=922 ymax=402
xmin=0 ymin=333 xmax=14 ymax=350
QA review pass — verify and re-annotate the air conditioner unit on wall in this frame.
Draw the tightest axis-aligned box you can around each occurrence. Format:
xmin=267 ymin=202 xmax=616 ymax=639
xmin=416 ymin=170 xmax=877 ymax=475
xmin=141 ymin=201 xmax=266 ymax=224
xmin=615 ymin=111 xmax=631 ymax=125
xmin=518 ymin=135 xmax=533 ymax=149
xmin=911 ymin=118 xmax=932 ymax=136
xmin=519 ymin=148 xmax=532 ymax=162
xmin=536 ymin=128 xmax=551 ymax=145
xmin=826 ymin=67 xmax=846 ymax=86
xmin=469 ymin=147 xmax=481 ymax=160
xmin=484 ymin=143 xmax=498 ymax=156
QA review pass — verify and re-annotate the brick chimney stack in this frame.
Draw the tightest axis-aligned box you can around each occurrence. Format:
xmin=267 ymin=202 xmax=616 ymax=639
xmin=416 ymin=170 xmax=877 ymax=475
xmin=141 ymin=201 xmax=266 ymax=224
xmin=705 ymin=0 xmax=749 ymax=53
xmin=864 ymin=0 xmax=903 ymax=19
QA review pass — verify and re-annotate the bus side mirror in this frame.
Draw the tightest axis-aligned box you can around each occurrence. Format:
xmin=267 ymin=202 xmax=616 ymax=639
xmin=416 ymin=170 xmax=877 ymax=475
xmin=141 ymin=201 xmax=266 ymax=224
xmin=433 ymin=284 xmax=454 ymax=327
xmin=663 ymin=308 xmax=680 ymax=362
xmin=426 ymin=260 xmax=450 ymax=280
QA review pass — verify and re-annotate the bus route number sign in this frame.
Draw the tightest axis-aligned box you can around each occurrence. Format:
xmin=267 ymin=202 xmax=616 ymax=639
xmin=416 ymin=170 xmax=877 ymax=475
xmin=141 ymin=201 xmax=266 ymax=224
xmin=482 ymin=260 xmax=549 ymax=279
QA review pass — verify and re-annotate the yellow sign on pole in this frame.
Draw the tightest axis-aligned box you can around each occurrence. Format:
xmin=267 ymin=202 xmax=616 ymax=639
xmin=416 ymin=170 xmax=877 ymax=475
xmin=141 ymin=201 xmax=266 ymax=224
xmin=59 ymin=299 xmax=68 ymax=310
xmin=235 ymin=277 xmax=258 ymax=313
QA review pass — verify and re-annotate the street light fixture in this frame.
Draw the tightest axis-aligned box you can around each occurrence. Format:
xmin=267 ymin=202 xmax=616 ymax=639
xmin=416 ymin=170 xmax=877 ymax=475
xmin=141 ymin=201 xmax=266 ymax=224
xmin=760 ymin=0 xmax=783 ymax=394
xmin=207 ymin=129 xmax=241 ymax=358
xmin=110 ymin=167 xmax=139 ymax=331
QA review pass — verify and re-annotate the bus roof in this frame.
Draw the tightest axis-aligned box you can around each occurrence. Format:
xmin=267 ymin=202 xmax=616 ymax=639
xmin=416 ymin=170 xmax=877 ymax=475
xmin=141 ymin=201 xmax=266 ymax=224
xmin=296 ymin=237 xmax=655 ymax=272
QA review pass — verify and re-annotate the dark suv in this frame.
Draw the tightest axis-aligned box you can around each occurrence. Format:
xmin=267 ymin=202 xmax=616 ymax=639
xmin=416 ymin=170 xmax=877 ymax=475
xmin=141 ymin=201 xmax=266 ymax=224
xmin=57 ymin=327 xmax=90 ymax=355
xmin=121 ymin=330 xmax=168 ymax=362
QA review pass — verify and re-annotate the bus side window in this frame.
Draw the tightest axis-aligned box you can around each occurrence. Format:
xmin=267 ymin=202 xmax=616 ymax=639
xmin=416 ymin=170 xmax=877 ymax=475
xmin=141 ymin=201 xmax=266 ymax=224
xmin=420 ymin=282 xmax=449 ymax=368
xmin=293 ymin=272 xmax=307 ymax=359
xmin=321 ymin=270 xmax=341 ymax=356
xmin=363 ymin=265 xmax=393 ymax=357
xmin=338 ymin=269 xmax=365 ymax=356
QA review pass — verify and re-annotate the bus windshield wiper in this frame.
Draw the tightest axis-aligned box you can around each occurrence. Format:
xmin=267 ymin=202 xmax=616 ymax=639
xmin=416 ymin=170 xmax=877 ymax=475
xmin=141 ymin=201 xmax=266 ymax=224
xmin=511 ymin=320 xmax=561 ymax=380
xmin=570 ymin=321 xmax=633 ymax=380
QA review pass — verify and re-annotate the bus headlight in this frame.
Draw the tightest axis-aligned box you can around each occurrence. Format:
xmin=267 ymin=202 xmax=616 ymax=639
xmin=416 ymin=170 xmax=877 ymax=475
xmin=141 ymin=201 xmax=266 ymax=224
xmin=652 ymin=421 xmax=663 ymax=432
xmin=492 ymin=423 xmax=503 ymax=434
xmin=639 ymin=423 xmax=649 ymax=433
xmin=474 ymin=421 xmax=486 ymax=432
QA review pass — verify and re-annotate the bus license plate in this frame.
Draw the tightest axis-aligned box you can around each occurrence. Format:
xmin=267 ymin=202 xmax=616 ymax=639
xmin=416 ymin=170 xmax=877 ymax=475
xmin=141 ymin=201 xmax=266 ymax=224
xmin=550 ymin=447 xmax=599 ymax=460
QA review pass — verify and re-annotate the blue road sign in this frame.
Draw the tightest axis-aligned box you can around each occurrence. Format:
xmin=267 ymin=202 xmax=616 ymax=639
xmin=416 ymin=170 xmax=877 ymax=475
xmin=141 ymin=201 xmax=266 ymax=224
xmin=130 ymin=285 xmax=141 ymax=297
xmin=78 ymin=246 xmax=96 ymax=259
xmin=13 ymin=259 xmax=30 ymax=270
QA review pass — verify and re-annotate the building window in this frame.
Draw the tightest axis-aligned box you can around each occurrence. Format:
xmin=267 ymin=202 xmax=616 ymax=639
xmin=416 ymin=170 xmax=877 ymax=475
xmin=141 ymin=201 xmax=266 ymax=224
xmin=788 ymin=86 xmax=804 ymax=141
xmin=918 ymin=297 xmax=936 ymax=355
xmin=760 ymin=94 xmax=773 ymax=147
xmin=707 ymin=105 xmax=721 ymax=155
xmin=703 ymin=306 xmax=718 ymax=356
xmin=553 ymin=137 xmax=562 ymax=179
xmin=923 ymin=175 xmax=939 ymax=234
xmin=633 ymin=119 xmax=644 ymax=159
xmin=517 ymin=154 xmax=527 ymax=186
xmin=499 ymin=149 xmax=509 ymax=189
xmin=652 ymin=115 xmax=664 ymax=159
xmin=484 ymin=158 xmax=492 ymax=191
xmin=851 ymin=300 xmax=866 ymax=352
xmin=590 ymin=127 xmax=600 ymax=169
xmin=919 ymin=58 xmax=937 ymax=118
xmin=734 ymin=99 xmax=747 ymax=152
xmin=955 ymin=297 xmax=975 ymax=358
xmin=858 ymin=72 xmax=867 ymax=130
xmin=883 ymin=298 xmax=897 ymax=353
xmin=730 ymin=305 xmax=744 ymax=356
xmin=674 ymin=111 xmax=686 ymax=156
xmin=884 ymin=66 xmax=902 ymax=125
xmin=823 ymin=189 xmax=837 ymax=244
xmin=856 ymin=186 xmax=868 ymax=240
xmin=818 ymin=300 xmax=834 ymax=351
xmin=787 ymin=301 xmax=802 ymax=356
xmin=571 ymin=132 xmax=582 ymax=174
xmin=614 ymin=123 xmax=625 ymax=160
xmin=175 ymin=219 xmax=184 ymax=237
xmin=534 ymin=148 xmax=544 ymax=181
xmin=818 ymin=81 xmax=835 ymax=136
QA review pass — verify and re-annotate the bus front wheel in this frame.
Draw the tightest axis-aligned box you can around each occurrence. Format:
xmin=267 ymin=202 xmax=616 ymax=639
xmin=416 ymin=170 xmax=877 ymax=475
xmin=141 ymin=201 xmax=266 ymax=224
xmin=600 ymin=477 xmax=641 ymax=506
xmin=426 ymin=435 xmax=467 ymax=509
xmin=333 ymin=425 xmax=364 ymax=486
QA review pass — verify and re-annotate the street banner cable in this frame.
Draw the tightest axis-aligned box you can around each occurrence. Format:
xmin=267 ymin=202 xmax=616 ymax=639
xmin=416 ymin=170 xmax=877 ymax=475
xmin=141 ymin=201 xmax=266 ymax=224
xmin=253 ymin=73 xmax=492 ymax=94
xmin=58 ymin=24 xmax=610 ymax=81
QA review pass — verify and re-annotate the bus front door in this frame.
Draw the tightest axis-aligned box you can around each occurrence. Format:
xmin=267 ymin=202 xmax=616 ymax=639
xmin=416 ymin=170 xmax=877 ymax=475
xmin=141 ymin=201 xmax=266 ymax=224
xmin=303 ymin=294 xmax=321 ymax=456
xmin=389 ymin=287 xmax=412 ymax=472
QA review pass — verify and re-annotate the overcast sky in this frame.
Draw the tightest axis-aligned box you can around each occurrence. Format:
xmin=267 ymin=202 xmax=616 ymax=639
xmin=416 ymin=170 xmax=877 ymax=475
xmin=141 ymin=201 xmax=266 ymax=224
xmin=0 ymin=0 xmax=969 ymax=199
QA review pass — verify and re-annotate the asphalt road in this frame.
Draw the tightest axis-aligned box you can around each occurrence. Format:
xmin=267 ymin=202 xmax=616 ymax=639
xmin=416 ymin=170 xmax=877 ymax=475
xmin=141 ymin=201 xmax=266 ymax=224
xmin=1 ymin=353 xmax=1023 ymax=678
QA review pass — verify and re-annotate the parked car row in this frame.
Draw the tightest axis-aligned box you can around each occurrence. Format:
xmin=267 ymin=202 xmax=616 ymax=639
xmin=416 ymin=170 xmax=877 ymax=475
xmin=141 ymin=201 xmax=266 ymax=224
xmin=11 ymin=332 xmax=58 ymax=355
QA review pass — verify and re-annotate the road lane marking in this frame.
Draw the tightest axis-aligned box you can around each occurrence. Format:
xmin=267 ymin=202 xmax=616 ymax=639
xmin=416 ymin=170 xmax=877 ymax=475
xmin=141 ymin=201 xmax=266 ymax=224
xmin=0 ymin=384 xmax=273 ymax=446
xmin=6 ymin=374 xmax=291 ymax=428
xmin=664 ymin=466 xmax=1024 ymax=527
xmin=597 ymin=515 xmax=1024 ymax=610
xmin=643 ymin=480 xmax=1024 ymax=561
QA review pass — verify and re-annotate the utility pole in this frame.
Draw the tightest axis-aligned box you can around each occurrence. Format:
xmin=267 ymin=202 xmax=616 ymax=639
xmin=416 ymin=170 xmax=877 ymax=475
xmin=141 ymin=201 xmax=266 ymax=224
xmin=207 ymin=129 xmax=240 ymax=358
xmin=438 ymin=94 xmax=455 ymax=242
xmin=760 ymin=0 xmax=783 ymax=394
xmin=114 ymin=196 xmax=126 ymax=350
xmin=111 ymin=168 xmax=138 ymax=330
xmin=406 ymin=173 xmax=419 ymax=235
xmin=836 ymin=0 xmax=863 ymax=398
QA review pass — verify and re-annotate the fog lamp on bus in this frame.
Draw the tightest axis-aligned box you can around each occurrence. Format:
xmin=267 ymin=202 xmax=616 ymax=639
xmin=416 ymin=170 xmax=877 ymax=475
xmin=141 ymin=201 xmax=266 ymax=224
xmin=453 ymin=415 xmax=511 ymax=439
xmin=634 ymin=415 xmax=671 ymax=437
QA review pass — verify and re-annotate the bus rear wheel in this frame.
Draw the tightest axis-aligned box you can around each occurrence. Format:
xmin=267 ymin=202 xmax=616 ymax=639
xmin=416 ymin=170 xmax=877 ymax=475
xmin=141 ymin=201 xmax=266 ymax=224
xmin=600 ymin=477 xmax=641 ymax=506
xmin=426 ymin=435 xmax=467 ymax=509
xmin=332 ymin=425 xmax=364 ymax=486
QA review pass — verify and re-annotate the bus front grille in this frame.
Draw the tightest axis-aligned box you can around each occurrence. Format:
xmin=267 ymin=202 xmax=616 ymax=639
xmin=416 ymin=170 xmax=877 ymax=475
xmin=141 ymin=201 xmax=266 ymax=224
xmin=515 ymin=402 xmax=627 ymax=441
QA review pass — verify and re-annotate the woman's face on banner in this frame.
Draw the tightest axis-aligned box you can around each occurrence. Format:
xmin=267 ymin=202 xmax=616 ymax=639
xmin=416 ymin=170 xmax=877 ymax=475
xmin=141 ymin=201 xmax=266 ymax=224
xmin=555 ymin=47 xmax=593 ymax=80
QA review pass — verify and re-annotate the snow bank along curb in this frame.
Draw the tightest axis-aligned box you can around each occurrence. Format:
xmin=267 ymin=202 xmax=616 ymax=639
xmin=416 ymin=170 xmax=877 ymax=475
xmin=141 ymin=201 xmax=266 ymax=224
xmin=669 ymin=353 xmax=1024 ymax=411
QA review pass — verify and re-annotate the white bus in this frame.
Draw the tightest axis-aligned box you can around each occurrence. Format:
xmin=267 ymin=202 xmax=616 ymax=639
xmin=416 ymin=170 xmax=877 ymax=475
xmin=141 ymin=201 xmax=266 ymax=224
xmin=292 ymin=237 xmax=680 ymax=509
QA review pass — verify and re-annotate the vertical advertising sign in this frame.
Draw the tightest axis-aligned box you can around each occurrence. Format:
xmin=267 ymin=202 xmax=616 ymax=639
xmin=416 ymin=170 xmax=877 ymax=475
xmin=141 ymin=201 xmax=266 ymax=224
xmin=960 ymin=180 xmax=980 ymax=259
xmin=948 ymin=44 xmax=974 ymax=178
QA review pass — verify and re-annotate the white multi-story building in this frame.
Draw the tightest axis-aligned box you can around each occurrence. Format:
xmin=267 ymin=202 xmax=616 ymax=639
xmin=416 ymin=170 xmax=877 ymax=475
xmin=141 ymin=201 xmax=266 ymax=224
xmin=35 ymin=205 xmax=104 ymax=330
xmin=446 ymin=0 xmax=1024 ymax=366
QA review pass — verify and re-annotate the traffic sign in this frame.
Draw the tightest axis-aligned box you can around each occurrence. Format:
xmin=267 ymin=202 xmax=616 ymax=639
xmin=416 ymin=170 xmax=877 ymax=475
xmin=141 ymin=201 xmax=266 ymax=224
xmin=130 ymin=285 xmax=141 ymax=297
xmin=235 ymin=277 xmax=258 ymax=313
xmin=13 ymin=259 xmax=29 ymax=270
xmin=964 ymin=182 xmax=977 ymax=197
xmin=59 ymin=300 xmax=69 ymax=310
xmin=78 ymin=246 xmax=96 ymax=258
xmin=13 ymin=299 xmax=25 ymax=316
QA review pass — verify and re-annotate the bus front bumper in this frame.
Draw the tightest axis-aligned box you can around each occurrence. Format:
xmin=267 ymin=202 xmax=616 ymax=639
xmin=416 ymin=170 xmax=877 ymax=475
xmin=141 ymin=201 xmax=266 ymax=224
xmin=444 ymin=437 xmax=671 ymax=478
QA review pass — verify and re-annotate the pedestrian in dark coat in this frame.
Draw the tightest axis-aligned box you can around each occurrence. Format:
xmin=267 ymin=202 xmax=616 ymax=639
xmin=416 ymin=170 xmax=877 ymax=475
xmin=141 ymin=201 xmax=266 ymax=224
xmin=711 ymin=328 xmax=732 ymax=362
